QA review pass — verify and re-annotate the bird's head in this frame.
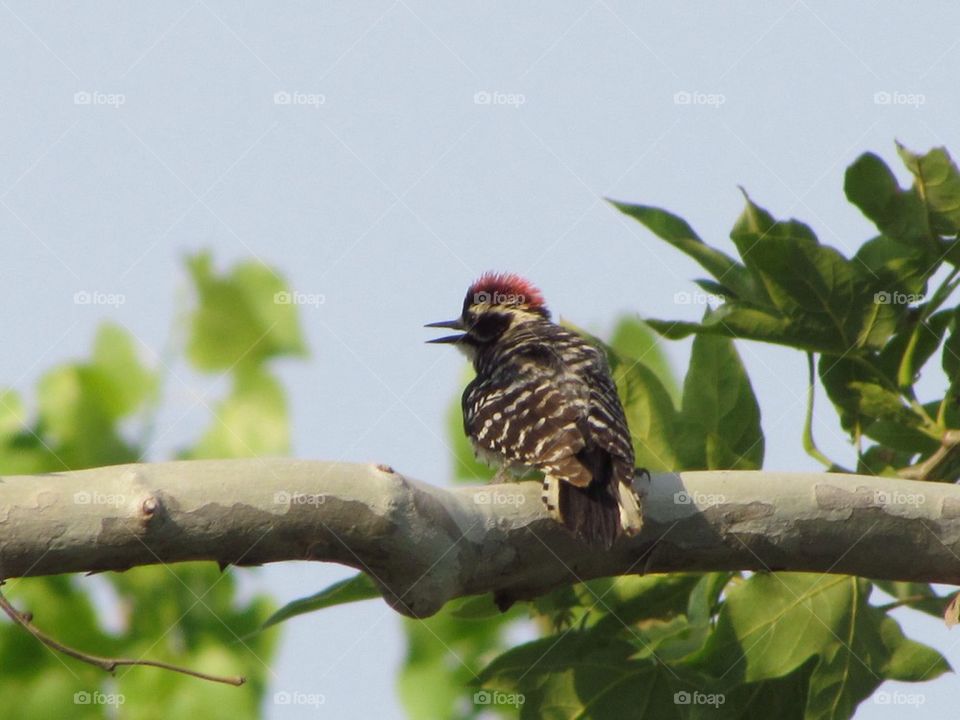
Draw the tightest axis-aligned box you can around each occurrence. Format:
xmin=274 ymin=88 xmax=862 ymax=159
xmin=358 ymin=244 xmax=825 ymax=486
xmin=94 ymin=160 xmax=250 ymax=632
xmin=426 ymin=272 xmax=549 ymax=355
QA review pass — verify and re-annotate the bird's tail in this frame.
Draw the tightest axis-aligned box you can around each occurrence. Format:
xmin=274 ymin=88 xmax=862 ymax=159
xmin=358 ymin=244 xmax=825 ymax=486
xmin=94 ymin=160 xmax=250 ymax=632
xmin=541 ymin=463 xmax=644 ymax=549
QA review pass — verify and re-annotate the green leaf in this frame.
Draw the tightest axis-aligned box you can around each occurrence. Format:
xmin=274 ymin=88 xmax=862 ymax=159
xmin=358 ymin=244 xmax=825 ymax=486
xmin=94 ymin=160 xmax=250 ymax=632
xmin=615 ymin=358 xmax=679 ymax=471
xmin=592 ymin=574 xmax=703 ymax=636
xmin=568 ymin=321 xmax=681 ymax=471
xmin=820 ymin=353 xmax=936 ymax=452
xmin=608 ymin=316 xmax=680 ymax=404
xmin=731 ymin=194 xmax=899 ymax=352
xmin=678 ymin=327 xmax=764 ymax=470
xmin=33 ymin=323 xmax=158 ymax=468
xmin=0 ymin=389 xmax=25 ymax=438
xmin=37 ymin=366 xmax=135 ymax=468
xmin=478 ymin=632 xmax=680 ymax=720
xmin=853 ymin=235 xmax=931 ymax=296
xmin=186 ymin=365 xmax=289 ymax=458
xmin=846 ymin=381 xmax=914 ymax=423
xmin=877 ymin=309 xmax=950 ymax=388
xmin=942 ymin=307 xmax=960 ymax=378
xmin=693 ymin=278 xmax=734 ymax=299
xmin=447 ymin=594 xmax=504 ymax=620
xmin=881 ymin=615 xmax=950 ymax=681
xmin=401 ymin=601 xmax=523 ymax=719
xmin=91 ymin=323 xmax=158 ymax=419
xmin=844 ymin=152 xmax=933 ymax=248
xmin=186 ymin=251 xmax=307 ymax=371
xmin=805 ymin=610 xmax=949 ymax=720
xmin=687 ymin=572 xmax=735 ymax=627
xmin=611 ymin=200 xmax=767 ymax=303
xmin=110 ymin=563 xmax=277 ymax=718
xmin=648 ymin=303 xmax=842 ymax=354
xmin=897 ymin=143 xmax=960 ymax=236
xmin=857 ymin=445 xmax=915 ymax=477
xmin=872 ymin=580 xmax=948 ymax=619
xmin=692 ymin=573 xmax=855 ymax=683
xmin=691 ymin=573 xmax=948 ymax=720
xmin=260 ymin=573 xmax=380 ymax=630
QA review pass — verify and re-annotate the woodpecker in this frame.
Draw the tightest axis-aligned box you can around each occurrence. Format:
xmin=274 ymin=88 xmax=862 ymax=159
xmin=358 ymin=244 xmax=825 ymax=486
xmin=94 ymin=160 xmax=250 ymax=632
xmin=426 ymin=272 xmax=643 ymax=548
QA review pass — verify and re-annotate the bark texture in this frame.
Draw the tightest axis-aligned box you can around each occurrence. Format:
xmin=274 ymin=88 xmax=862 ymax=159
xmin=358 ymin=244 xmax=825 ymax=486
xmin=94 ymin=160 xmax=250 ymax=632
xmin=1 ymin=460 xmax=958 ymax=617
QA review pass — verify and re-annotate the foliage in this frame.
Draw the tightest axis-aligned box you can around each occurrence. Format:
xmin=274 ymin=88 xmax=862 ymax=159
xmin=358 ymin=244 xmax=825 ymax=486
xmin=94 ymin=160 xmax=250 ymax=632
xmin=382 ymin=143 xmax=955 ymax=718
xmin=0 ymin=251 xmax=304 ymax=718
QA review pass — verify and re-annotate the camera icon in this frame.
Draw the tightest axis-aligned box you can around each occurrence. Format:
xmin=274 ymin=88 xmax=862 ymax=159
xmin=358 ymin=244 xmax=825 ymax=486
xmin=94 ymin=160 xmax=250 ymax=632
xmin=873 ymin=91 xmax=891 ymax=105
xmin=674 ymin=691 xmax=691 ymax=705
xmin=874 ymin=291 xmax=891 ymax=304
xmin=274 ymin=691 xmax=291 ymax=705
xmin=74 ymin=691 xmax=92 ymax=704
xmin=473 ymin=291 xmax=491 ymax=304
xmin=473 ymin=690 xmax=492 ymax=705
xmin=273 ymin=491 xmax=291 ymax=504
xmin=74 ymin=91 xmax=92 ymax=105
xmin=274 ymin=291 xmax=292 ymax=305
xmin=74 ymin=491 xmax=91 ymax=505
xmin=673 ymin=490 xmax=691 ymax=505
xmin=273 ymin=91 xmax=291 ymax=105
xmin=673 ymin=91 xmax=691 ymax=105
xmin=73 ymin=290 xmax=91 ymax=305
xmin=473 ymin=91 xmax=491 ymax=105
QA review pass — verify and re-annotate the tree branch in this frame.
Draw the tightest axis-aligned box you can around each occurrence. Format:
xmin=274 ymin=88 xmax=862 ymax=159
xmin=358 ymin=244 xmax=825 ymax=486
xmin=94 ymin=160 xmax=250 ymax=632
xmin=0 ymin=586 xmax=244 ymax=685
xmin=1 ymin=460 xmax=959 ymax=617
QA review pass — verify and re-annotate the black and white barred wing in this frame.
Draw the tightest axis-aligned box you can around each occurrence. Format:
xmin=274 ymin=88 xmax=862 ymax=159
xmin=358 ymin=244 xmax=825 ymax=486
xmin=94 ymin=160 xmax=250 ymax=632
xmin=462 ymin=366 xmax=593 ymax=486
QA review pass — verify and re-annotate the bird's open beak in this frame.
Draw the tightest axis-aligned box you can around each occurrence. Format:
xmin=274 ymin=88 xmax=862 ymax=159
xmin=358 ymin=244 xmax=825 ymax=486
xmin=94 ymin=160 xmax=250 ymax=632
xmin=425 ymin=318 xmax=465 ymax=344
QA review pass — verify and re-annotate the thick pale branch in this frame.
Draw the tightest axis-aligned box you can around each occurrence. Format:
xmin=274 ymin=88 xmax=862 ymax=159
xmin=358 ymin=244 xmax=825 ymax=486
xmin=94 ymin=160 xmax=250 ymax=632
xmin=1 ymin=460 xmax=959 ymax=617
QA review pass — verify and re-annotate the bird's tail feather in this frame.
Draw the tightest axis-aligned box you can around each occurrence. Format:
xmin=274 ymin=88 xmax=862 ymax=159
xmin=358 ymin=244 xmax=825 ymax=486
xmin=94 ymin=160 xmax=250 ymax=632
xmin=542 ymin=474 xmax=642 ymax=549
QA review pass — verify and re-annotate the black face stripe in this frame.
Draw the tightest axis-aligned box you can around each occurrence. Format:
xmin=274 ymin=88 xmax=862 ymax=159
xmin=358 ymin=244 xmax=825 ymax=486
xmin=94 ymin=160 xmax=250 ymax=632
xmin=467 ymin=311 xmax=513 ymax=343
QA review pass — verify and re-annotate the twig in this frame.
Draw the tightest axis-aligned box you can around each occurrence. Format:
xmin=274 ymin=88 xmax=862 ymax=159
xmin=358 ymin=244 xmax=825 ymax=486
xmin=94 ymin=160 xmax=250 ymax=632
xmin=899 ymin=429 xmax=960 ymax=482
xmin=875 ymin=594 xmax=940 ymax=612
xmin=0 ymin=586 xmax=245 ymax=686
xmin=803 ymin=353 xmax=841 ymax=469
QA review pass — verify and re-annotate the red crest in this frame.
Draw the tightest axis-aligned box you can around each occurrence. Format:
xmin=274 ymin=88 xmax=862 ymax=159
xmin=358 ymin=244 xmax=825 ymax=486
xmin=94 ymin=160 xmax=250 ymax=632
xmin=467 ymin=272 xmax=547 ymax=312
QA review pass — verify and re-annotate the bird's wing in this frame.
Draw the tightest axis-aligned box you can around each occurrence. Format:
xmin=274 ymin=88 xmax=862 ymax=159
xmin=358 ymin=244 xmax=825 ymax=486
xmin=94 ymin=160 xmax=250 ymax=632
xmin=463 ymin=358 xmax=592 ymax=486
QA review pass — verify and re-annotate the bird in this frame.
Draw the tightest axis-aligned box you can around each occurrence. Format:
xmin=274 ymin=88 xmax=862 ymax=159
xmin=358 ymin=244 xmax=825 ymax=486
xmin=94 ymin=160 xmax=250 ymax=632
xmin=426 ymin=271 xmax=643 ymax=548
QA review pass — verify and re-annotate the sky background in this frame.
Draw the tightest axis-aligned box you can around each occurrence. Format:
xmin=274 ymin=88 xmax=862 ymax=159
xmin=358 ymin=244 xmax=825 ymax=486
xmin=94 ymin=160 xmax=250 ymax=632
xmin=2 ymin=1 xmax=959 ymax=717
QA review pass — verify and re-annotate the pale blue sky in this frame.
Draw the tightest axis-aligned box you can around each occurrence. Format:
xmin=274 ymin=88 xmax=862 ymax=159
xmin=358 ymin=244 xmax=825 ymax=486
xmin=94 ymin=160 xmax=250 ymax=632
xmin=2 ymin=2 xmax=959 ymax=717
